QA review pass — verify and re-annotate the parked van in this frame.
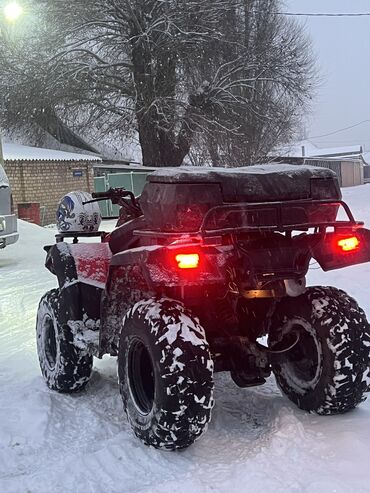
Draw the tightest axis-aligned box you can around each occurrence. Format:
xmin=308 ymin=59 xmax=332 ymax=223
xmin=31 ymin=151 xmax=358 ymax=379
xmin=0 ymin=152 xmax=18 ymax=248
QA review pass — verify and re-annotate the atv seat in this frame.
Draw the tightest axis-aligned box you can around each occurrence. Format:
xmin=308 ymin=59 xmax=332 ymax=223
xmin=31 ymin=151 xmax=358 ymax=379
xmin=109 ymin=216 xmax=146 ymax=254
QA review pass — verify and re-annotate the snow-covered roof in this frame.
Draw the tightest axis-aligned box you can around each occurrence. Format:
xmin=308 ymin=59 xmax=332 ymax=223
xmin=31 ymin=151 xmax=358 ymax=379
xmin=273 ymin=140 xmax=363 ymax=159
xmin=2 ymin=143 xmax=102 ymax=162
xmin=363 ymin=152 xmax=370 ymax=165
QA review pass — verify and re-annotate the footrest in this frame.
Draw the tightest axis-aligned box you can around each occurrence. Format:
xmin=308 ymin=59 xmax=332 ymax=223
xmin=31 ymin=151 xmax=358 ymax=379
xmin=230 ymin=371 xmax=266 ymax=388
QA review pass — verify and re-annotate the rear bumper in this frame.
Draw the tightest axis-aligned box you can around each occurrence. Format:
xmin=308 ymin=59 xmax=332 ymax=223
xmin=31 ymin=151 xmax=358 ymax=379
xmin=0 ymin=215 xmax=19 ymax=248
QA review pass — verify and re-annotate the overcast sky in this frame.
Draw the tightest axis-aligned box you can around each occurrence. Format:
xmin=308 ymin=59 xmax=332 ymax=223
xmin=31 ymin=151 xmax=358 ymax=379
xmin=285 ymin=0 xmax=370 ymax=150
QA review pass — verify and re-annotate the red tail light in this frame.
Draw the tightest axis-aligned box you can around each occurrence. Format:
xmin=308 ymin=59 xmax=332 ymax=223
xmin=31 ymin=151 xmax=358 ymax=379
xmin=175 ymin=253 xmax=200 ymax=269
xmin=337 ymin=236 xmax=360 ymax=252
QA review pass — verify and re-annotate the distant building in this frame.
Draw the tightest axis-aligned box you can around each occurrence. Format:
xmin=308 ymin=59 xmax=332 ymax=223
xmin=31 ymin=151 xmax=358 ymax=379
xmin=2 ymin=143 xmax=102 ymax=225
xmin=1 ymin=121 xmax=141 ymax=164
xmin=271 ymin=140 xmax=366 ymax=187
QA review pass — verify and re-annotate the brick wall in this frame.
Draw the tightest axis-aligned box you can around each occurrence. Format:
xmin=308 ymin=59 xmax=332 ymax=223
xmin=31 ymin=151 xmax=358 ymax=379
xmin=3 ymin=160 xmax=96 ymax=225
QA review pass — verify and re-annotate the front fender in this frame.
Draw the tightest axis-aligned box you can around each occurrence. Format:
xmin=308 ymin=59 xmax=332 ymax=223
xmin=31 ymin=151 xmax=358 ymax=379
xmin=46 ymin=242 xmax=111 ymax=289
xmin=44 ymin=242 xmax=108 ymax=333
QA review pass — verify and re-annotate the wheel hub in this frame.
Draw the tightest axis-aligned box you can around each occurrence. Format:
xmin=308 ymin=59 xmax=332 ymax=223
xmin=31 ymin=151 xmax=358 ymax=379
xmin=43 ymin=315 xmax=57 ymax=370
xmin=274 ymin=319 xmax=322 ymax=393
xmin=128 ymin=339 xmax=155 ymax=415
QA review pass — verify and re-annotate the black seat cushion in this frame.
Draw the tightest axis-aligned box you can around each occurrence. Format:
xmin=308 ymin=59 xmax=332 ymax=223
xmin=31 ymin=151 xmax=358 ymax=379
xmin=109 ymin=216 xmax=146 ymax=254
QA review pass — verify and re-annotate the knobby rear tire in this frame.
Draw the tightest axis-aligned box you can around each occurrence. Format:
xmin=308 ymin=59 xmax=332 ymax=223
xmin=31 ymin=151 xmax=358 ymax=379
xmin=269 ymin=286 xmax=370 ymax=414
xmin=118 ymin=298 xmax=214 ymax=450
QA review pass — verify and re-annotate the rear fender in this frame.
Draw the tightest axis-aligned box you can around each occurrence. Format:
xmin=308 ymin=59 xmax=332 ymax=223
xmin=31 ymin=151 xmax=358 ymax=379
xmin=311 ymin=228 xmax=370 ymax=271
xmin=99 ymin=262 xmax=154 ymax=356
xmin=98 ymin=244 xmax=232 ymax=356
xmin=109 ymin=244 xmax=232 ymax=289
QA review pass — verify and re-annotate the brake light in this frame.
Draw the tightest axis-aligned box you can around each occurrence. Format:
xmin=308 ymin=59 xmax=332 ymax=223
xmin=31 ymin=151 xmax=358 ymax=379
xmin=175 ymin=253 xmax=200 ymax=269
xmin=337 ymin=236 xmax=360 ymax=252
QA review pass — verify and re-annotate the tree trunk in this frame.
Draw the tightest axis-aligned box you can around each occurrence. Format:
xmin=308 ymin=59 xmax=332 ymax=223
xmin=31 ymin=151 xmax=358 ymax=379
xmin=129 ymin=7 xmax=194 ymax=167
xmin=138 ymin=121 xmax=191 ymax=167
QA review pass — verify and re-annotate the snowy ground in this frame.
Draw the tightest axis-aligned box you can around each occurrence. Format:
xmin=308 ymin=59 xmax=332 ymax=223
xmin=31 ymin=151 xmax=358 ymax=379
xmin=2 ymin=186 xmax=370 ymax=493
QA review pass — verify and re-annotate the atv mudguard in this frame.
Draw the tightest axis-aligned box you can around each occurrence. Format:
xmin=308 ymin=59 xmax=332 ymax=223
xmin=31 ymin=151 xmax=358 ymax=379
xmin=109 ymin=243 xmax=232 ymax=291
xmin=98 ymin=244 xmax=231 ymax=356
xmin=99 ymin=261 xmax=153 ymax=357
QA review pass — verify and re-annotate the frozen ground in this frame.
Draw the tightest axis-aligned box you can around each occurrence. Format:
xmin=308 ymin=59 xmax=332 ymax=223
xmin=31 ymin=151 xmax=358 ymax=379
xmin=2 ymin=186 xmax=370 ymax=493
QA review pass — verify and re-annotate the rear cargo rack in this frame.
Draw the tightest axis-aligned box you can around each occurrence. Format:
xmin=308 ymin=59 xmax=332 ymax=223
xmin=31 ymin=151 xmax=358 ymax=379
xmin=199 ymin=199 xmax=361 ymax=235
xmin=134 ymin=199 xmax=363 ymax=239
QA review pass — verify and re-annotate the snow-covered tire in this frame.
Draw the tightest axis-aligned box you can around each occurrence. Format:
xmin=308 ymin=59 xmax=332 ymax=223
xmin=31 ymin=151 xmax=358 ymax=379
xmin=118 ymin=298 xmax=214 ymax=450
xmin=36 ymin=289 xmax=93 ymax=392
xmin=268 ymin=286 xmax=370 ymax=414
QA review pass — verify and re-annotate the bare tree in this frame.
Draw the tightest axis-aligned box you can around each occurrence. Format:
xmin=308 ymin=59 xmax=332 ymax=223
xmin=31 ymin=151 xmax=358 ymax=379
xmin=188 ymin=0 xmax=316 ymax=165
xmin=0 ymin=0 xmax=315 ymax=166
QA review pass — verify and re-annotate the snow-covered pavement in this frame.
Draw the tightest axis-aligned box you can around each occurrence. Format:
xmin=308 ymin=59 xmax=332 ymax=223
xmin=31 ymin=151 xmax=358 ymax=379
xmin=2 ymin=186 xmax=370 ymax=493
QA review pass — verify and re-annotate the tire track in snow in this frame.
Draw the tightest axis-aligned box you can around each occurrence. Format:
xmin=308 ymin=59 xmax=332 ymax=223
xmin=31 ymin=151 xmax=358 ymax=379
xmin=1 ymin=370 xmax=282 ymax=491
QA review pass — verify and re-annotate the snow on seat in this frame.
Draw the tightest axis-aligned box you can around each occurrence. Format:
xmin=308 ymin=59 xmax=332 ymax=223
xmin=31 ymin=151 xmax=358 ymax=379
xmin=140 ymin=164 xmax=341 ymax=232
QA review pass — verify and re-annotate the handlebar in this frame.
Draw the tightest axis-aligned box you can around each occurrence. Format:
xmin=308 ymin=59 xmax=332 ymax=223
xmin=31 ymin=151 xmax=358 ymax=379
xmin=85 ymin=187 xmax=142 ymax=218
xmin=91 ymin=188 xmax=136 ymax=204
xmin=92 ymin=190 xmax=112 ymax=199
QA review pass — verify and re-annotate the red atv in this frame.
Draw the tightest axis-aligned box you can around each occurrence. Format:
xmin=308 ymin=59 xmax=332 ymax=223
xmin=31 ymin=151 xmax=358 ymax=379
xmin=36 ymin=165 xmax=370 ymax=450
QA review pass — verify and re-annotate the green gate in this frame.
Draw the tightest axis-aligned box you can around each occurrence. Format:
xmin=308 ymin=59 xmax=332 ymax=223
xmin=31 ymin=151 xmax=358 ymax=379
xmin=94 ymin=170 xmax=151 ymax=218
xmin=94 ymin=176 xmax=110 ymax=217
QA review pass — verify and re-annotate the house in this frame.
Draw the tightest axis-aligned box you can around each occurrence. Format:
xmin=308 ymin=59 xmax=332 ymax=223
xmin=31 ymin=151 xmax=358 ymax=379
xmin=1 ymin=120 xmax=141 ymax=164
xmin=271 ymin=140 xmax=366 ymax=187
xmin=2 ymin=142 xmax=102 ymax=225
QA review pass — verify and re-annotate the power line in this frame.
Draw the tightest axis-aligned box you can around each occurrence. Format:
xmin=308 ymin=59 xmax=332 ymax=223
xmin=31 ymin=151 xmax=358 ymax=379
xmin=272 ymin=12 xmax=370 ymax=17
xmin=313 ymin=140 xmax=370 ymax=145
xmin=308 ymin=120 xmax=370 ymax=139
